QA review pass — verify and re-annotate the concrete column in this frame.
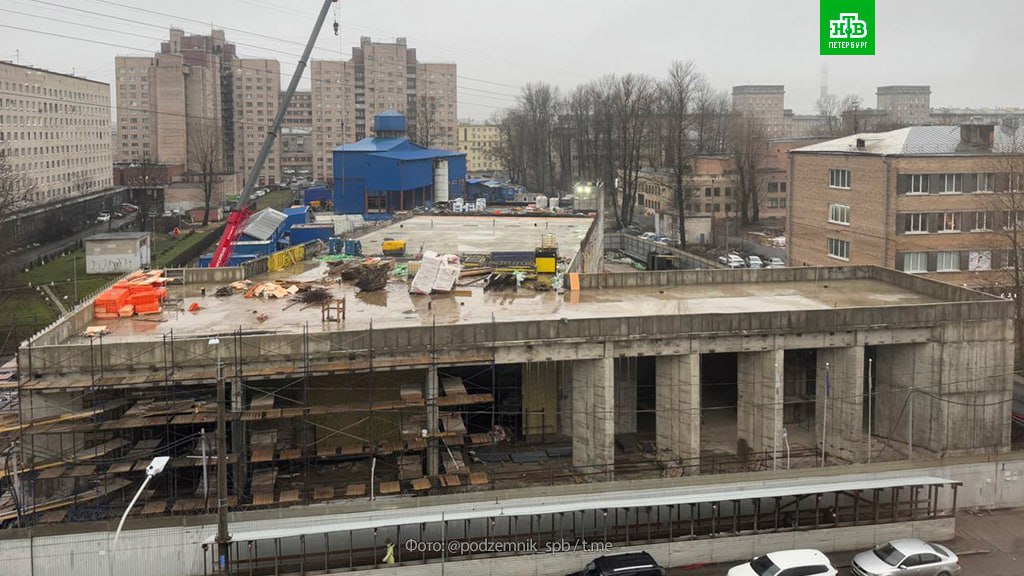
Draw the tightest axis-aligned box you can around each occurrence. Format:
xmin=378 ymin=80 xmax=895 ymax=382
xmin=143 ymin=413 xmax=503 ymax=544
xmin=816 ymin=346 xmax=865 ymax=463
xmin=655 ymin=354 xmax=701 ymax=465
xmin=425 ymin=366 xmax=439 ymax=476
xmin=614 ymin=357 xmax=637 ymax=435
xmin=572 ymin=355 xmax=614 ymax=479
xmin=875 ymin=342 xmax=945 ymax=455
xmin=522 ymin=362 xmax=558 ymax=440
xmin=559 ymin=362 xmax=572 ymax=437
xmin=737 ymin=349 xmax=784 ymax=457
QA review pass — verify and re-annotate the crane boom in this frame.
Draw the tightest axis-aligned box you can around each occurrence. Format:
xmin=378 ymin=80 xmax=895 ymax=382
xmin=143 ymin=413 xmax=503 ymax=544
xmin=209 ymin=0 xmax=338 ymax=267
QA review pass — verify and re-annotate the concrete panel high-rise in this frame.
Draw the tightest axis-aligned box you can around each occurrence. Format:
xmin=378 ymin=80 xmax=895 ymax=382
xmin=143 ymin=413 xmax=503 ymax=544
xmin=877 ymin=85 xmax=931 ymax=127
xmin=732 ymin=85 xmax=787 ymax=138
xmin=232 ymin=59 xmax=281 ymax=185
xmin=0 ymin=62 xmax=112 ymax=206
xmin=310 ymin=37 xmax=457 ymax=182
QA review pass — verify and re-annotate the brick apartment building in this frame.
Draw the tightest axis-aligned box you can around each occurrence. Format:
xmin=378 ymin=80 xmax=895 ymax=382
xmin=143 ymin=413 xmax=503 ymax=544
xmin=788 ymin=124 xmax=1023 ymax=289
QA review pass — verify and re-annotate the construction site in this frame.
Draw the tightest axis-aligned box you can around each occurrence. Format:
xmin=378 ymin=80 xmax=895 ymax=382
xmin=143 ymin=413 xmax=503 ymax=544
xmin=0 ymin=208 xmax=1014 ymax=533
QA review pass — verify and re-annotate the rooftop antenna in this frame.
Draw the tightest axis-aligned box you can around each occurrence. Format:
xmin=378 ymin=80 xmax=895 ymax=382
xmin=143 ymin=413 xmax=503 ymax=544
xmin=820 ymin=62 xmax=829 ymax=102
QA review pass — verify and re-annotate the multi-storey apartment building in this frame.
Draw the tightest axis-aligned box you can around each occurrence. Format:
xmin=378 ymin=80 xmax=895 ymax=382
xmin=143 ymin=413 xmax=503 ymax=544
xmin=115 ymin=29 xmax=233 ymax=169
xmin=789 ymin=124 xmax=1022 ymax=289
xmin=232 ymin=59 xmax=281 ymax=185
xmin=457 ymin=122 xmax=501 ymax=173
xmin=309 ymin=37 xmax=457 ymax=182
xmin=876 ymin=85 xmax=931 ymax=127
xmin=732 ymin=85 xmax=787 ymax=139
xmin=0 ymin=62 xmax=112 ymax=206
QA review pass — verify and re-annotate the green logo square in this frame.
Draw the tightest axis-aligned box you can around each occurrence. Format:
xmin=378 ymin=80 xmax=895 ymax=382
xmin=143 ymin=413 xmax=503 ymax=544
xmin=821 ymin=0 xmax=875 ymax=55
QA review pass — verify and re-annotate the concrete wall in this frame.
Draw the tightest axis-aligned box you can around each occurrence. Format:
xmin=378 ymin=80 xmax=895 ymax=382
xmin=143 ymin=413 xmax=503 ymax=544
xmin=5 ymin=453 xmax=1024 ymax=576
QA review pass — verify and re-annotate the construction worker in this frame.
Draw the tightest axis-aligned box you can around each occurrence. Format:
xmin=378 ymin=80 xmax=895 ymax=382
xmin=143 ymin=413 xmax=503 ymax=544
xmin=382 ymin=538 xmax=396 ymax=564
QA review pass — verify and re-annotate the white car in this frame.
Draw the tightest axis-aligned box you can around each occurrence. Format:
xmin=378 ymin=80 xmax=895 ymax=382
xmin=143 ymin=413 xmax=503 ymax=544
xmin=728 ymin=549 xmax=837 ymax=576
xmin=640 ymin=232 xmax=658 ymax=241
xmin=96 ymin=212 xmax=111 ymax=223
xmin=747 ymin=255 xmax=764 ymax=269
xmin=851 ymin=539 xmax=961 ymax=576
xmin=767 ymin=257 xmax=786 ymax=268
xmin=723 ymin=254 xmax=745 ymax=268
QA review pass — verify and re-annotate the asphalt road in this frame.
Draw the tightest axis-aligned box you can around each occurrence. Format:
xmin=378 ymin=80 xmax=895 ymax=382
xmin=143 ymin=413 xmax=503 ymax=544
xmin=663 ymin=508 xmax=1023 ymax=576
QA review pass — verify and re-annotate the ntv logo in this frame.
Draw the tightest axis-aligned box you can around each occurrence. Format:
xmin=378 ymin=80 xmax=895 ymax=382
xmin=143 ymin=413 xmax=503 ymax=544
xmin=829 ymin=13 xmax=868 ymax=39
xmin=821 ymin=0 xmax=874 ymax=54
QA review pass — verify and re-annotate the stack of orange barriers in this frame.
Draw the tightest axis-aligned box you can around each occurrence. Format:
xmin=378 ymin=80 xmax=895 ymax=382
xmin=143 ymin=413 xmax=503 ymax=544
xmin=93 ymin=270 xmax=169 ymax=320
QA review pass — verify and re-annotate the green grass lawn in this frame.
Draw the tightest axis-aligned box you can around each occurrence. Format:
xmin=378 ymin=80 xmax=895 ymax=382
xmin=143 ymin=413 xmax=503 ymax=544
xmin=255 ymin=189 xmax=297 ymax=212
xmin=152 ymin=228 xmax=213 ymax=267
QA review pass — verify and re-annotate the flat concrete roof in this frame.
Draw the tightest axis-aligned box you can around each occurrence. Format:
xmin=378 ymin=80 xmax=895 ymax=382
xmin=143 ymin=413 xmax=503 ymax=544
xmin=86 ymin=232 xmax=150 ymax=241
xmin=74 ymin=275 xmax=944 ymax=344
xmin=354 ymin=215 xmax=592 ymax=260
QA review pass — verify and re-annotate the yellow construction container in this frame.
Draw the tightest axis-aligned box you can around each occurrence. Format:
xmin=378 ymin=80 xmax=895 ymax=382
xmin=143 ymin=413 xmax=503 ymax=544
xmin=535 ymin=257 xmax=556 ymax=273
xmin=382 ymin=239 xmax=407 ymax=256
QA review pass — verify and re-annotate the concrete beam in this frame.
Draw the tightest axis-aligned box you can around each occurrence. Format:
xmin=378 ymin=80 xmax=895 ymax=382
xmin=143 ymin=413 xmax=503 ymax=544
xmin=817 ymin=346 xmax=865 ymax=464
xmin=655 ymin=354 xmax=700 ymax=466
xmin=572 ymin=355 xmax=614 ymax=479
xmin=737 ymin=350 xmax=784 ymax=458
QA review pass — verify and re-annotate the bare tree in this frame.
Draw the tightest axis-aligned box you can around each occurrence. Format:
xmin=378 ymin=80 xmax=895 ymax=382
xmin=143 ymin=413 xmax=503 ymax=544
xmin=659 ymin=61 xmax=701 ymax=247
xmin=613 ymin=73 xmax=659 ymax=228
xmin=986 ymin=133 xmax=1024 ymax=366
xmin=410 ymin=95 xmax=440 ymax=148
xmin=816 ymin=93 xmax=863 ymax=137
xmin=694 ymin=80 xmax=731 ymax=154
xmin=187 ymin=120 xmax=223 ymax=226
xmin=0 ymin=145 xmax=32 ymax=279
xmin=729 ymin=114 xmax=769 ymax=225
xmin=125 ymin=153 xmax=162 ymax=232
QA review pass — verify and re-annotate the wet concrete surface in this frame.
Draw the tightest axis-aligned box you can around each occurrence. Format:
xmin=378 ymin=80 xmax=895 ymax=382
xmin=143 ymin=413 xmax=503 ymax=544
xmin=356 ymin=215 xmax=593 ymax=260
xmin=76 ymin=272 xmax=945 ymax=344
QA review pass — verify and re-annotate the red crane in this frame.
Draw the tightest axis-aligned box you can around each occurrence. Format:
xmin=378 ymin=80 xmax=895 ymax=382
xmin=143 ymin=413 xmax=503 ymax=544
xmin=208 ymin=0 xmax=338 ymax=267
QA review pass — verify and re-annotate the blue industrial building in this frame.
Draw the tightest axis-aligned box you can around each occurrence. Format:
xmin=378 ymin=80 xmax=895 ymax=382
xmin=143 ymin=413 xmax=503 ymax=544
xmin=333 ymin=112 xmax=466 ymax=218
xmin=198 ymin=208 xmax=289 ymax=267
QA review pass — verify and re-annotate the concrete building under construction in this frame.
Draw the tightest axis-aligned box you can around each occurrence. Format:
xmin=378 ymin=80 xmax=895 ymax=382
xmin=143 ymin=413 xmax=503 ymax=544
xmin=0 ymin=214 xmax=1013 ymax=543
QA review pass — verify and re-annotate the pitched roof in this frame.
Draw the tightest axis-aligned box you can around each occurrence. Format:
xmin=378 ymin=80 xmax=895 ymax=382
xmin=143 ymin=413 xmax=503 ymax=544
xmin=242 ymin=208 xmax=287 ymax=241
xmin=792 ymin=125 xmax=1024 ymax=156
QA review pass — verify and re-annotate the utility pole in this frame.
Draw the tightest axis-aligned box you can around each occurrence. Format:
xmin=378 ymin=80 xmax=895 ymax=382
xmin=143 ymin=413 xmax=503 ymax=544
xmin=213 ymin=339 xmax=230 ymax=573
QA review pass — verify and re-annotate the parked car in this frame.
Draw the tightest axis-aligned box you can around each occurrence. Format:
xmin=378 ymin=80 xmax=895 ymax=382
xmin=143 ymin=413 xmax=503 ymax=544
xmin=254 ymin=189 xmax=267 ymax=198
xmin=621 ymin=225 xmax=641 ymax=235
xmin=721 ymin=254 xmax=746 ymax=268
xmin=851 ymin=539 xmax=960 ymax=576
xmin=120 ymin=203 xmax=139 ymax=213
xmin=747 ymin=255 xmax=764 ymax=269
xmin=96 ymin=212 xmax=111 ymax=223
xmin=568 ymin=552 xmax=665 ymax=576
xmin=654 ymin=235 xmax=670 ymax=245
xmin=728 ymin=549 xmax=837 ymax=576
xmin=767 ymin=257 xmax=786 ymax=268
xmin=112 ymin=210 xmax=125 ymax=219
xmin=640 ymin=232 xmax=658 ymax=241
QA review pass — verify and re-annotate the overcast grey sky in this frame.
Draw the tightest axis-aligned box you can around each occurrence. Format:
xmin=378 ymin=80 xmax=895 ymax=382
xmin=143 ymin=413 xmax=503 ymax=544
xmin=3 ymin=0 xmax=1022 ymax=120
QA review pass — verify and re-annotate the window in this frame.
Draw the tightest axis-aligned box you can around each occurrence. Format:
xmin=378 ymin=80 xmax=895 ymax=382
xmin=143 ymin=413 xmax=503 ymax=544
xmin=977 ymin=172 xmax=994 ymax=192
xmin=966 ymin=251 xmax=989 ymax=271
xmin=828 ymin=203 xmax=850 ymax=225
xmin=973 ymin=211 xmax=992 ymax=231
xmin=768 ymin=182 xmax=779 ymax=193
xmin=940 ymin=173 xmax=962 ymax=193
xmin=908 ymin=174 xmax=929 ymax=194
xmin=829 ymin=168 xmax=851 ymax=189
xmin=903 ymin=252 xmax=928 ymax=273
xmin=827 ymin=237 xmax=850 ymax=261
xmin=768 ymin=198 xmax=779 ymax=209
xmin=937 ymin=251 xmax=960 ymax=272
xmin=704 ymin=187 xmax=712 ymax=197
xmin=904 ymin=213 xmax=927 ymax=234
xmin=940 ymin=212 xmax=961 ymax=232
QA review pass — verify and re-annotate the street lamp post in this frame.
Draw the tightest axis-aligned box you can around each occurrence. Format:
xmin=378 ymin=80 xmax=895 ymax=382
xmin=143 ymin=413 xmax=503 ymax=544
xmin=111 ymin=456 xmax=170 ymax=563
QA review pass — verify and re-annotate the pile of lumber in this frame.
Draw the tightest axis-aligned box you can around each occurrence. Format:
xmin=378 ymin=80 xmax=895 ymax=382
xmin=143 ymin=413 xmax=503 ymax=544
xmin=243 ymin=280 xmax=316 ymax=299
xmin=94 ymin=270 xmax=170 ymax=319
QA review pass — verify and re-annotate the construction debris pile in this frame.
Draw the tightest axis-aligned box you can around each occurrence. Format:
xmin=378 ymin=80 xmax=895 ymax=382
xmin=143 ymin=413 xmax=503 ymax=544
xmin=410 ymin=252 xmax=461 ymax=295
xmin=94 ymin=270 xmax=171 ymax=319
xmin=322 ymin=255 xmax=395 ymax=292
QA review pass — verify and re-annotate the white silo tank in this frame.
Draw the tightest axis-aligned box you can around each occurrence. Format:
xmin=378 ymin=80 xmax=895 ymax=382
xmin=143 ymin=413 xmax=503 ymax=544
xmin=433 ymin=159 xmax=449 ymax=202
